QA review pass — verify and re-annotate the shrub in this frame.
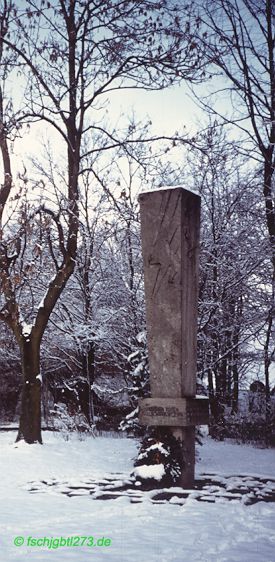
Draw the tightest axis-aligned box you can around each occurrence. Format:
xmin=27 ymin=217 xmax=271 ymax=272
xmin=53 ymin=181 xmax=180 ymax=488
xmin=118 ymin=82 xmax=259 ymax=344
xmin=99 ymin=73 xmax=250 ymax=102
xmin=209 ymin=412 xmax=275 ymax=446
xmin=133 ymin=428 xmax=184 ymax=488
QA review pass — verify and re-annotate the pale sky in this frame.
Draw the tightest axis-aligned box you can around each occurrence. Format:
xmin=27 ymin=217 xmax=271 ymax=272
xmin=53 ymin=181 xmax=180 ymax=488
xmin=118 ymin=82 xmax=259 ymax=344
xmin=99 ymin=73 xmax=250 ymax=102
xmin=13 ymin=82 xmax=203 ymax=165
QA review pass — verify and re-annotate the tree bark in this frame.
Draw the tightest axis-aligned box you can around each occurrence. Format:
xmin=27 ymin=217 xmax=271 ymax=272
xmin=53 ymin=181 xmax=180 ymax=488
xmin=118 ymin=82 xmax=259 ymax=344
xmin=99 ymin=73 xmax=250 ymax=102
xmin=16 ymin=337 xmax=42 ymax=444
xmin=81 ymin=341 xmax=95 ymax=424
xmin=207 ymin=368 xmax=215 ymax=416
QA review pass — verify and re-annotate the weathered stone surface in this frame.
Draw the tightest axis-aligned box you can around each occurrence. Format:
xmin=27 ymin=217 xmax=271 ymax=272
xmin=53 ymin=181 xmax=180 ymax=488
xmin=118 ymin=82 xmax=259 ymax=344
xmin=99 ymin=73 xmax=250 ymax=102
xmin=138 ymin=186 xmax=203 ymax=488
xmin=138 ymin=187 xmax=201 ymax=398
xmin=139 ymin=397 xmax=209 ymax=427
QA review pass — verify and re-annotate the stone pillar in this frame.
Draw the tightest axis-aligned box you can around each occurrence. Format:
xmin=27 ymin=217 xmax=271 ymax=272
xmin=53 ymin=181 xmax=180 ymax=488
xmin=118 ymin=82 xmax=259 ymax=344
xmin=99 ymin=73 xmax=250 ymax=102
xmin=138 ymin=186 xmax=208 ymax=488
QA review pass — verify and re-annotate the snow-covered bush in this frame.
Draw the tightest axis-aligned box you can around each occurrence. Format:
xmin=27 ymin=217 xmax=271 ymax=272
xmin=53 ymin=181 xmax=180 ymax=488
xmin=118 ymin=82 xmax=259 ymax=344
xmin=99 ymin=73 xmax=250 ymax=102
xmin=209 ymin=412 xmax=275 ymax=445
xmin=133 ymin=428 xmax=184 ymax=488
xmin=50 ymin=403 xmax=91 ymax=436
xmin=119 ymin=407 xmax=141 ymax=434
xmin=119 ymin=330 xmax=150 ymax=435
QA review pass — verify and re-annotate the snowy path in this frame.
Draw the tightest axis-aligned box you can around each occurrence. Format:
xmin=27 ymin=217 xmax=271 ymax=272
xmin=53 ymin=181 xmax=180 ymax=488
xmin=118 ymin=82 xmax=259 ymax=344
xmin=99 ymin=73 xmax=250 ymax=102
xmin=0 ymin=432 xmax=274 ymax=562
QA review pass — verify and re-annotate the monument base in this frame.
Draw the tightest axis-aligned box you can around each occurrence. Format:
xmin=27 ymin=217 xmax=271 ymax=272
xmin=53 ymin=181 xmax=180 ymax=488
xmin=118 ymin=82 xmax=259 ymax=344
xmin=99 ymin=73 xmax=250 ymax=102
xmin=139 ymin=397 xmax=209 ymax=489
xmin=172 ymin=426 xmax=196 ymax=488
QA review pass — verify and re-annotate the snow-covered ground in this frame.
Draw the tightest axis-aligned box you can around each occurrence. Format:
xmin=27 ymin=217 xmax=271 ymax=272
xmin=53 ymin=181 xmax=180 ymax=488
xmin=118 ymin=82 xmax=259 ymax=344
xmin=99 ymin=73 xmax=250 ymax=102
xmin=0 ymin=431 xmax=275 ymax=562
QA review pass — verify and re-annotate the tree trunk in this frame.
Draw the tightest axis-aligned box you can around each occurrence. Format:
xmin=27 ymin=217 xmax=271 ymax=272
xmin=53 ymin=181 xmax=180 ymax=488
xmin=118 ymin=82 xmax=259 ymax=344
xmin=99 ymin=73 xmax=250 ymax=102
xmin=81 ymin=341 xmax=95 ymax=424
xmin=264 ymin=312 xmax=272 ymax=427
xmin=231 ymin=320 xmax=240 ymax=414
xmin=87 ymin=342 xmax=95 ymax=424
xmin=16 ymin=337 xmax=42 ymax=444
xmin=208 ymin=368 xmax=216 ymax=416
xmin=231 ymin=362 xmax=239 ymax=414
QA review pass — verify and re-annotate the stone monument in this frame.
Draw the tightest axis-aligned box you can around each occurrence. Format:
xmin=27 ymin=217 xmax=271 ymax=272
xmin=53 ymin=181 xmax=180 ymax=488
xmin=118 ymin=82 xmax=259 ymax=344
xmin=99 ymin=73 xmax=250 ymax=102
xmin=138 ymin=186 xmax=208 ymax=488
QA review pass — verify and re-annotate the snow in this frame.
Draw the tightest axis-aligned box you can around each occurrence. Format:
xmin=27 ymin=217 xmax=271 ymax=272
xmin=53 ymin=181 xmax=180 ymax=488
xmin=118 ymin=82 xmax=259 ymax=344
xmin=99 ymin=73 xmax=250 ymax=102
xmin=127 ymin=349 xmax=140 ymax=362
xmin=124 ymin=407 xmax=139 ymax=420
xmin=91 ymin=383 xmax=126 ymax=395
xmin=197 ymin=437 xmax=275 ymax=479
xmin=139 ymin=185 xmax=200 ymax=197
xmin=21 ymin=321 xmax=33 ymax=337
xmin=37 ymin=295 xmax=46 ymax=309
xmin=133 ymin=463 xmax=165 ymax=481
xmin=0 ymin=432 xmax=274 ymax=561
xmin=138 ymin=443 xmax=169 ymax=458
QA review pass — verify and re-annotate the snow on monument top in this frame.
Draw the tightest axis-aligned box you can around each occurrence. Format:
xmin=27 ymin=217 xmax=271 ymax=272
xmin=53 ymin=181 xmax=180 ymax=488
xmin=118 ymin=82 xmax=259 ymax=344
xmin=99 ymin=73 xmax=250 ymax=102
xmin=138 ymin=185 xmax=200 ymax=198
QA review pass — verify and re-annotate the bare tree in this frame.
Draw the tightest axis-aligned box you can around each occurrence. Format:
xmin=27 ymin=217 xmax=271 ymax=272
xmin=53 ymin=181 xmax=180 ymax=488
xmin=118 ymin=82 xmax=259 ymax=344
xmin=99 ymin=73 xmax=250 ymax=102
xmin=189 ymin=0 xmax=275 ymax=420
xmin=168 ymin=124 xmax=267 ymax=419
xmin=0 ymin=0 xmax=203 ymax=443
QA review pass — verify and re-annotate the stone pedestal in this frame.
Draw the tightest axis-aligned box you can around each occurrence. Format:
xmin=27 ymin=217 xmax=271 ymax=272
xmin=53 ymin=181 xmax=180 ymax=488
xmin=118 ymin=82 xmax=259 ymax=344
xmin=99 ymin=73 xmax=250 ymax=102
xmin=139 ymin=396 xmax=209 ymax=487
